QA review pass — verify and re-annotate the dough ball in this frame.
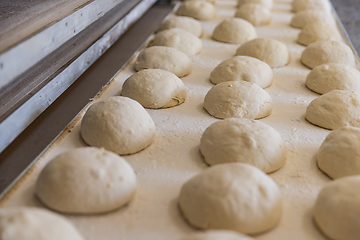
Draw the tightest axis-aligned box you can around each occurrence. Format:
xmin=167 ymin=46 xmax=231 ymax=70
xmin=134 ymin=46 xmax=192 ymax=77
xmin=157 ymin=16 xmax=203 ymax=37
xmin=305 ymin=90 xmax=360 ymax=130
xmin=178 ymin=163 xmax=282 ymax=234
xmin=306 ymin=63 xmax=360 ymax=94
xmin=204 ymin=81 xmax=272 ymax=119
xmin=210 ymin=56 xmax=273 ymax=88
xmin=301 ymin=40 xmax=355 ymax=69
xmin=290 ymin=10 xmax=334 ymax=29
xmin=292 ymin=0 xmax=331 ymax=13
xmin=176 ymin=1 xmax=216 ymax=20
xmin=36 ymin=147 xmax=137 ymax=214
xmin=0 ymin=207 xmax=84 ymax=240
xmin=179 ymin=230 xmax=254 ymax=240
xmin=200 ymin=118 xmax=287 ymax=173
xmin=235 ymin=3 xmax=271 ymax=26
xmin=236 ymin=38 xmax=290 ymax=68
xmin=314 ymin=176 xmax=360 ymax=240
xmin=212 ymin=18 xmax=256 ymax=44
xmin=237 ymin=0 xmax=273 ymax=9
xmin=149 ymin=28 xmax=202 ymax=56
xmin=81 ymin=96 xmax=156 ymax=155
xmin=297 ymin=23 xmax=340 ymax=46
xmin=122 ymin=69 xmax=187 ymax=109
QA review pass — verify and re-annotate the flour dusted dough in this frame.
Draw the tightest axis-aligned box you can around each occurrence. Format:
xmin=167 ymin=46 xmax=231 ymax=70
xmin=306 ymin=63 xmax=360 ymax=94
xmin=0 ymin=207 xmax=84 ymax=240
xmin=314 ymin=176 xmax=360 ymax=240
xmin=122 ymin=69 xmax=187 ymax=109
xmin=180 ymin=230 xmax=254 ymax=240
xmin=157 ymin=16 xmax=203 ymax=37
xmin=237 ymin=0 xmax=273 ymax=9
xmin=134 ymin=46 xmax=192 ymax=77
xmin=212 ymin=18 xmax=256 ymax=44
xmin=204 ymin=81 xmax=272 ymax=119
xmin=36 ymin=147 xmax=137 ymax=214
xmin=236 ymin=38 xmax=290 ymax=68
xmin=305 ymin=90 xmax=360 ymax=130
xmin=297 ymin=23 xmax=340 ymax=46
xmin=210 ymin=56 xmax=273 ymax=88
xmin=178 ymin=163 xmax=282 ymax=234
xmin=292 ymin=0 xmax=331 ymax=13
xmin=200 ymin=118 xmax=286 ymax=173
xmin=290 ymin=10 xmax=334 ymax=29
xmin=235 ymin=3 xmax=271 ymax=26
xmin=176 ymin=1 xmax=216 ymax=20
xmin=81 ymin=96 xmax=155 ymax=155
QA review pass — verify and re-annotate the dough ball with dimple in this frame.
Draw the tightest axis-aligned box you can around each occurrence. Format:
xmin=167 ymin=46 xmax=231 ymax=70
xmin=297 ymin=23 xmax=340 ymax=46
xmin=210 ymin=56 xmax=273 ymax=88
xmin=314 ymin=176 xmax=360 ymax=240
xmin=292 ymin=0 xmax=331 ymax=13
xmin=237 ymin=0 xmax=273 ymax=9
xmin=178 ymin=163 xmax=282 ymax=234
xmin=212 ymin=18 xmax=256 ymax=44
xmin=157 ymin=16 xmax=203 ymax=37
xmin=81 ymin=96 xmax=156 ymax=155
xmin=179 ymin=230 xmax=254 ymax=240
xmin=301 ymin=41 xmax=355 ymax=69
xmin=134 ymin=46 xmax=192 ymax=77
xmin=122 ymin=69 xmax=187 ymax=109
xmin=291 ymin=10 xmax=334 ymax=29
xmin=200 ymin=118 xmax=287 ymax=173
xmin=204 ymin=81 xmax=272 ymax=119
xmin=36 ymin=147 xmax=137 ymax=214
xmin=0 ymin=207 xmax=84 ymax=240
xmin=235 ymin=3 xmax=271 ymax=26
xmin=176 ymin=1 xmax=216 ymax=20
xmin=236 ymin=38 xmax=290 ymax=68
xmin=305 ymin=90 xmax=360 ymax=130
xmin=306 ymin=63 xmax=360 ymax=94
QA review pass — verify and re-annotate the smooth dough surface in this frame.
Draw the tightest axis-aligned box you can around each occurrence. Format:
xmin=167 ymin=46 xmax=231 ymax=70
xmin=122 ymin=69 xmax=187 ymax=109
xmin=212 ymin=18 xmax=256 ymax=44
xmin=176 ymin=1 xmax=216 ymax=20
xmin=306 ymin=63 xmax=360 ymax=94
xmin=179 ymin=230 xmax=254 ymax=240
xmin=235 ymin=3 xmax=271 ymax=26
xmin=237 ymin=0 xmax=273 ymax=9
xmin=204 ymin=81 xmax=272 ymax=119
xmin=157 ymin=16 xmax=203 ymax=37
xmin=305 ymin=90 xmax=360 ymax=130
xmin=0 ymin=207 xmax=84 ymax=240
xmin=297 ymin=23 xmax=340 ymax=46
xmin=200 ymin=118 xmax=287 ymax=173
xmin=210 ymin=56 xmax=273 ymax=88
xmin=134 ymin=46 xmax=192 ymax=77
xmin=314 ymin=176 xmax=360 ymax=240
xmin=290 ymin=10 xmax=334 ymax=29
xmin=81 ymin=96 xmax=156 ymax=155
xmin=178 ymin=163 xmax=282 ymax=234
xmin=36 ymin=147 xmax=137 ymax=214
xmin=292 ymin=0 xmax=331 ymax=13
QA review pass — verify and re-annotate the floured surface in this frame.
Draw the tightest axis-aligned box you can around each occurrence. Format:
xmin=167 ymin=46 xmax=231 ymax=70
xmin=0 ymin=0 xmax=358 ymax=239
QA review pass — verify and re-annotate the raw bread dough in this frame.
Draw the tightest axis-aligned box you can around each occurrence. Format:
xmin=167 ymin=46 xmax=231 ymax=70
xmin=317 ymin=126 xmax=360 ymax=179
xmin=236 ymin=38 xmax=290 ymax=68
xmin=81 ymin=96 xmax=156 ymax=155
xmin=305 ymin=90 xmax=360 ymax=130
xmin=235 ymin=3 xmax=271 ymax=26
xmin=237 ymin=0 xmax=273 ymax=9
xmin=204 ymin=81 xmax=272 ymax=119
xmin=178 ymin=163 xmax=282 ymax=234
xmin=200 ymin=118 xmax=287 ymax=173
xmin=157 ymin=16 xmax=203 ymax=37
xmin=176 ymin=1 xmax=216 ymax=20
xmin=134 ymin=46 xmax=192 ymax=77
xmin=301 ymin=40 xmax=355 ymax=69
xmin=36 ymin=147 xmax=137 ymax=214
xmin=212 ymin=18 xmax=256 ymax=44
xmin=306 ymin=63 xmax=360 ymax=94
xmin=179 ymin=230 xmax=254 ymax=240
xmin=297 ymin=23 xmax=340 ymax=46
xmin=314 ymin=176 xmax=360 ymax=240
xmin=290 ymin=10 xmax=334 ymax=29
xmin=292 ymin=0 xmax=331 ymax=13
xmin=122 ymin=69 xmax=187 ymax=109
xmin=0 ymin=207 xmax=84 ymax=240
xmin=210 ymin=56 xmax=273 ymax=88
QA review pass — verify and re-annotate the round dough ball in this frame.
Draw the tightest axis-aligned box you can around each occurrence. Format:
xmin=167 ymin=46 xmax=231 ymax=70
xmin=122 ymin=69 xmax=187 ymax=109
xmin=180 ymin=230 xmax=254 ymax=240
xmin=134 ymin=46 xmax=192 ymax=77
xmin=301 ymin=40 xmax=355 ymax=69
xmin=290 ymin=10 xmax=334 ymax=29
xmin=237 ymin=0 xmax=273 ymax=9
xmin=314 ymin=176 xmax=360 ymax=240
xmin=292 ymin=0 xmax=331 ymax=13
xmin=212 ymin=18 xmax=256 ymax=44
xmin=305 ymin=90 xmax=360 ymax=130
xmin=210 ymin=56 xmax=273 ymax=88
xmin=176 ymin=1 xmax=216 ymax=20
xmin=204 ymin=81 xmax=272 ymax=119
xmin=0 ymin=207 xmax=84 ymax=240
xmin=306 ymin=63 xmax=360 ymax=94
xmin=236 ymin=38 xmax=290 ymax=68
xmin=81 ymin=96 xmax=156 ymax=155
xmin=36 ymin=147 xmax=137 ymax=214
xmin=235 ymin=3 xmax=271 ymax=26
xmin=178 ymin=163 xmax=282 ymax=234
xmin=157 ymin=16 xmax=203 ymax=37
xmin=297 ymin=23 xmax=340 ymax=46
